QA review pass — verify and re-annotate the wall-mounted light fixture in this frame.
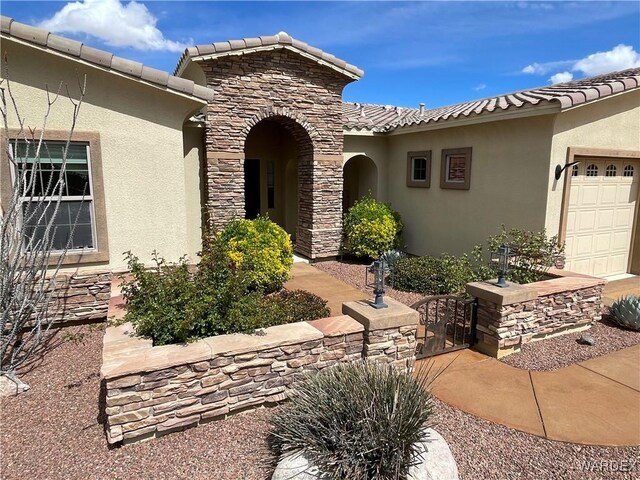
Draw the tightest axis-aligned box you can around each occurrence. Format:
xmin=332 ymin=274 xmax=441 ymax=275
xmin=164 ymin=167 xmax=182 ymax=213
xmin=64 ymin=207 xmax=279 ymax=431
xmin=554 ymin=161 xmax=580 ymax=181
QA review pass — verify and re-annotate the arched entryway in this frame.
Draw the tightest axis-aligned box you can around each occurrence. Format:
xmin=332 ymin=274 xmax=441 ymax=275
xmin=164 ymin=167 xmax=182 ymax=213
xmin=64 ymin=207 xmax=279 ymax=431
xmin=243 ymin=116 xmax=313 ymax=244
xmin=343 ymin=154 xmax=378 ymax=212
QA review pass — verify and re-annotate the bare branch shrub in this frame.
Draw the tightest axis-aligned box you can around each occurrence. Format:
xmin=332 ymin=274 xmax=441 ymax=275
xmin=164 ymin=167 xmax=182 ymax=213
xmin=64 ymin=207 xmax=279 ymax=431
xmin=0 ymin=59 xmax=86 ymax=390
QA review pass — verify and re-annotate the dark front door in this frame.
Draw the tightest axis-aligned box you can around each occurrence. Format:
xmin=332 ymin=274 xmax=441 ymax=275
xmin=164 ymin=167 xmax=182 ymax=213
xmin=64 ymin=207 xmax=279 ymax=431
xmin=244 ymin=159 xmax=260 ymax=219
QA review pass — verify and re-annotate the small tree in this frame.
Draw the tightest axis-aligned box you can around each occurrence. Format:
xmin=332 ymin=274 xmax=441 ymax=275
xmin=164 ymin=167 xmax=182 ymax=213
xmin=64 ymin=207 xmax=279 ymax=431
xmin=0 ymin=60 xmax=86 ymax=392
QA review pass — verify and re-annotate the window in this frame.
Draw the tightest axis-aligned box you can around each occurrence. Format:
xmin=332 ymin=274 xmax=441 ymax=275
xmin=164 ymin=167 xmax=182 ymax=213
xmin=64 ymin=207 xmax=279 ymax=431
xmin=2 ymin=131 xmax=109 ymax=265
xmin=406 ymin=151 xmax=431 ymax=187
xmin=605 ymin=165 xmax=617 ymax=177
xmin=571 ymin=164 xmax=579 ymax=176
xmin=15 ymin=141 xmax=95 ymax=251
xmin=586 ymin=164 xmax=598 ymax=177
xmin=440 ymin=147 xmax=472 ymax=190
xmin=624 ymin=165 xmax=635 ymax=177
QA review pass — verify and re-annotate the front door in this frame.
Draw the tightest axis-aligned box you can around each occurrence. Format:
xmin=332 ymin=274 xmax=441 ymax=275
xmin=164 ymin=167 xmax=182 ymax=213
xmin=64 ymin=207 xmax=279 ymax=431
xmin=244 ymin=159 xmax=260 ymax=220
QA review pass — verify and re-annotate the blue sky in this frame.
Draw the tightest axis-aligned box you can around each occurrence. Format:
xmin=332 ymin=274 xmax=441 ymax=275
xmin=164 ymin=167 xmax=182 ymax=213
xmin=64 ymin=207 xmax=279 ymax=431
xmin=3 ymin=1 xmax=639 ymax=108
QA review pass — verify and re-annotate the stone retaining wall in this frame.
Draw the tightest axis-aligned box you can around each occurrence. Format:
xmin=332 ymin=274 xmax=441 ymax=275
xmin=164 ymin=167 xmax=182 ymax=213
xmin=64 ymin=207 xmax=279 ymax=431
xmin=102 ymin=316 xmax=366 ymax=444
xmin=49 ymin=270 xmax=112 ymax=324
xmin=467 ymin=269 xmax=605 ymax=357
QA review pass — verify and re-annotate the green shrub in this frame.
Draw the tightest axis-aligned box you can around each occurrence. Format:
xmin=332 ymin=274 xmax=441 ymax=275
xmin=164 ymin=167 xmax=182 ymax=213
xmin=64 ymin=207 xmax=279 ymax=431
xmin=120 ymin=251 xmax=210 ymax=345
xmin=393 ymin=253 xmax=479 ymax=295
xmin=271 ymin=361 xmax=434 ymax=480
xmin=211 ymin=216 xmax=293 ymax=292
xmin=344 ymin=195 xmax=403 ymax=259
xmin=610 ymin=295 xmax=640 ymax=331
xmin=262 ymin=289 xmax=331 ymax=326
xmin=485 ymin=227 xmax=565 ymax=284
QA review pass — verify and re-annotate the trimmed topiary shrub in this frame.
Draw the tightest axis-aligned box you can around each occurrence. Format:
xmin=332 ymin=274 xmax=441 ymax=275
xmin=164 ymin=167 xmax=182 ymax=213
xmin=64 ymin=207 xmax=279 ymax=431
xmin=393 ymin=253 xmax=479 ymax=295
xmin=610 ymin=295 xmax=640 ymax=331
xmin=213 ymin=216 xmax=293 ymax=292
xmin=344 ymin=195 xmax=403 ymax=259
xmin=271 ymin=361 xmax=435 ymax=480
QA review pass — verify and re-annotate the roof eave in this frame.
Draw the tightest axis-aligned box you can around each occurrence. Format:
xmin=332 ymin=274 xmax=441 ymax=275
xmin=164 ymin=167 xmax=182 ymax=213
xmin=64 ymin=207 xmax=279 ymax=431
xmin=386 ymin=102 xmax=561 ymax=135
xmin=178 ymin=44 xmax=363 ymax=81
xmin=3 ymin=34 xmax=210 ymax=105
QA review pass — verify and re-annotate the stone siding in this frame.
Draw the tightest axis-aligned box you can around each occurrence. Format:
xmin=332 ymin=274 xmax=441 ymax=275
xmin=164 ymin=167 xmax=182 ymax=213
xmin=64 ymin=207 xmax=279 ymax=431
xmin=200 ymin=49 xmax=354 ymax=258
xmin=49 ymin=270 xmax=111 ymax=323
xmin=467 ymin=271 xmax=605 ymax=357
xmin=102 ymin=316 xmax=365 ymax=445
xmin=364 ymin=325 xmax=418 ymax=370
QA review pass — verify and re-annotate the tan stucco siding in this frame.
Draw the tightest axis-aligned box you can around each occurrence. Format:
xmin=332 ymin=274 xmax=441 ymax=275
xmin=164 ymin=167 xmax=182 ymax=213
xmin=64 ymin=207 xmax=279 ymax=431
xmin=546 ymin=91 xmax=640 ymax=235
xmin=383 ymin=116 xmax=555 ymax=256
xmin=343 ymin=134 xmax=388 ymax=202
xmin=1 ymin=40 xmax=205 ymax=272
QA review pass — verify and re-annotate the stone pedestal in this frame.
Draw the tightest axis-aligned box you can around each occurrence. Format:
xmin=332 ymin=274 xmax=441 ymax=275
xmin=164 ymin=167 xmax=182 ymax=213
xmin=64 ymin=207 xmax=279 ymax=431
xmin=342 ymin=298 xmax=419 ymax=369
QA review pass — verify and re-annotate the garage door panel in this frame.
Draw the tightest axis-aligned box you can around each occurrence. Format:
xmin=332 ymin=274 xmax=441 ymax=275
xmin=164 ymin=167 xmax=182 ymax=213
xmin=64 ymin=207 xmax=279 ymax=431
xmin=565 ymin=157 xmax=638 ymax=278
xmin=595 ymin=209 xmax=614 ymax=229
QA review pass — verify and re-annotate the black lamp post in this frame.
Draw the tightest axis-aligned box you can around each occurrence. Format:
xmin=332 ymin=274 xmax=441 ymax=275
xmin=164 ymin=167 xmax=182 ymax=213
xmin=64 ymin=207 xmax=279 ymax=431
xmin=492 ymin=244 xmax=511 ymax=288
xmin=365 ymin=259 xmax=388 ymax=309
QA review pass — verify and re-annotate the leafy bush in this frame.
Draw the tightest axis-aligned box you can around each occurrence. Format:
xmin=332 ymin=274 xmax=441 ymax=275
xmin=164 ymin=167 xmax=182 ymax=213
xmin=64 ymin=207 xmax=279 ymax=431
xmin=610 ymin=295 xmax=640 ymax=331
xmin=344 ymin=195 xmax=403 ymax=259
xmin=120 ymin=251 xmax=210 ymax=345
xmin=485 ymin=227 xmax=565 ymax=284
xmin=393 ymin=253 xmax=480 ymax=295
xmin=271 ymin=361 xmax=434 ymax=480
xmin=262 ymin=290 xmax=331 ymax=326
xmin=211 ymin=216 xmax=293 ymax=292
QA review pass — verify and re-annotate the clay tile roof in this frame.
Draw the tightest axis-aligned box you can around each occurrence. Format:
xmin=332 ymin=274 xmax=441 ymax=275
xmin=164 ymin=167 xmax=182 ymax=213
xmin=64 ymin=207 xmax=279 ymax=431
xmin=174 ymin=31 xmax=363 ymax=80
xmin=0 ymin=16 xmax=214 ymax=102
xmin=343 ymin=68 xmax=640 ymax=132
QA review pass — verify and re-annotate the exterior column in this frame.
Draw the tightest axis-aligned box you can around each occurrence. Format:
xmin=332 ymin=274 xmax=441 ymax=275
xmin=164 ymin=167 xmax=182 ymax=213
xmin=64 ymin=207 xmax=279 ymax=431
xmin=297 ymin=154 xmax=344 ymax=259
xmin=205 ymin=152 xmax=245 ymax=229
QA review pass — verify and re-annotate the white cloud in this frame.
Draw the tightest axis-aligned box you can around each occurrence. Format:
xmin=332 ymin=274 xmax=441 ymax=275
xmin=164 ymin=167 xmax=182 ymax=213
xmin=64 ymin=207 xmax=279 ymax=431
xmin=38 ymin=0 xmax=189 ymax=52
xmin=472 ymin=83 xmax=487 ymax=91
xmin=549 ymin=71 xmax=573 ymax=84
xmin=522 ymin=44 xmax=640 ymax=84
xmin=573 ymin=44 xmax=640 ymax=76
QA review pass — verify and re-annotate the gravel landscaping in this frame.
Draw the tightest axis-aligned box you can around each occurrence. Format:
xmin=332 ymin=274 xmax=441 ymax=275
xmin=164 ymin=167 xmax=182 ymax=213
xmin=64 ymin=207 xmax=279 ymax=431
xmin=1 ymin=323 xmax=638 ymax=480
xmin=315 ymin=259 xmax=640 ymax=370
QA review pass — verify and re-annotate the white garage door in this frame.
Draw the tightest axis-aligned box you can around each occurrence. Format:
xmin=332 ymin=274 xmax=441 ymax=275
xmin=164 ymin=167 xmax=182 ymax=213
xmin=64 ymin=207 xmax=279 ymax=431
xmin=565 ymin=158 xmax=639 ymax=277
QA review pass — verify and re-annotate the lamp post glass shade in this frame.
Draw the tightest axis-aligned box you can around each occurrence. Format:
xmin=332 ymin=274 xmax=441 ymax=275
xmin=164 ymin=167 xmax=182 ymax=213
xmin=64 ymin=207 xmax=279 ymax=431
xmin=365 ymin=259 xmax=388 ymax=309
xmin=493 ymin=244 xmax=511 ymax=288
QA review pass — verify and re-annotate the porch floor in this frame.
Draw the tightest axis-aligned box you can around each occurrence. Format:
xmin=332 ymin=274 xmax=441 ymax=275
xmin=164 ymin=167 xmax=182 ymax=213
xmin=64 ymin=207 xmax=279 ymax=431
xmin=419 ymin=345 xmax=640 ymax=446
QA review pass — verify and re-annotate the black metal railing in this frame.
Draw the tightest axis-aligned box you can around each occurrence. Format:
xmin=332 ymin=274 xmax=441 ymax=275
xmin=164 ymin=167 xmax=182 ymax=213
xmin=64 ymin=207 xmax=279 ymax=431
xmin=411 ymin=295 xmax=477 ymax=358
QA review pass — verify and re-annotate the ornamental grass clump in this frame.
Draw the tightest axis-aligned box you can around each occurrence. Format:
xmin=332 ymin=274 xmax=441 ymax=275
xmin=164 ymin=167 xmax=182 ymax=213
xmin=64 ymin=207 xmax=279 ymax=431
xmin=271 ymin=361 xmax=435 ymax=480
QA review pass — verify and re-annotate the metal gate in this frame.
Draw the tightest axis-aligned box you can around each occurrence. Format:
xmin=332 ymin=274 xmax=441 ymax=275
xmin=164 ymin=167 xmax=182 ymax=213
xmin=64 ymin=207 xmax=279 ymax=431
xmin=412 ymin=295 xmax=477 ymax=358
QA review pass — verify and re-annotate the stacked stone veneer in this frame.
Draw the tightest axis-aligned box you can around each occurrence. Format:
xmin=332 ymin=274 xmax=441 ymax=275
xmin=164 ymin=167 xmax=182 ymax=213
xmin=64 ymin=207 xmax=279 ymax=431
xmin=343 ymin=297 xmax=419 ymax=370
xmin=49 ymin=270 xmax=111 ymax=323
xmin=467 ymin=269 xmax=605 ymax=357
xmin=101 ymin=294 xmax=421 ymax=445
xmin=201 ymin=49 xmax=354 ymax=259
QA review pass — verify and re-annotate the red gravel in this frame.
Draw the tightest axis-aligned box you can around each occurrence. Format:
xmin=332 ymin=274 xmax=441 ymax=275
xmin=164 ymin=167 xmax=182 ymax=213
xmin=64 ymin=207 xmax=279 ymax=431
xmin=1 ymin=323 xmax=638 ymax=480
xmin=500 ymin=316 xmax=640 ymax=371
xmin=0 ymin=325 xmax=274 ymax=480
xmin=314 ymin=259 xmax=426 ymax=306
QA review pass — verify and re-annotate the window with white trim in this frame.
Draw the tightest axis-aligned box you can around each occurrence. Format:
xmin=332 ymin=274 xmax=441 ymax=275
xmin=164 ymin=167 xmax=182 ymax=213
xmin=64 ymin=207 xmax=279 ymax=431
xmin=624 ymin=165 xmax=635 ymax=177
xmin=571 ymin=164 xmax=579 ymax=176
xmin=605 ymin=165 xmax=617 ymax=177
xmin=14 ymin=140 xmax=96 ymax=251
xmin=586 ymin=164 xmax=598 ymax=177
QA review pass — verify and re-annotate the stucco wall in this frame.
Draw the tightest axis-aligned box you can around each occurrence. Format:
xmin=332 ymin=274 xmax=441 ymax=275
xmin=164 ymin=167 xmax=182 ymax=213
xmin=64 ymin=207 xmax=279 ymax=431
xmin=1 ymin=40 xmax=205 ymax=272
xmin=545 ymin=91 xmax=640 ymax=235
xmin=344 ymin=134 xmax=388 ymax=202
xmin=383 ymin=115 xmax=555 ymax=256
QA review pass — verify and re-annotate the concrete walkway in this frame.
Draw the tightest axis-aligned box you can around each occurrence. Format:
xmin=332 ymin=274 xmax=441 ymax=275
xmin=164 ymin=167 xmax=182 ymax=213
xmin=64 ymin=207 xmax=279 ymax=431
xmin=421 ymin=345 xmax=640 ymax=446
xmin=284 ymin=263 xmax=368 ymax=317
xmin=604 ymin=276 xmax=640 ymax=306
